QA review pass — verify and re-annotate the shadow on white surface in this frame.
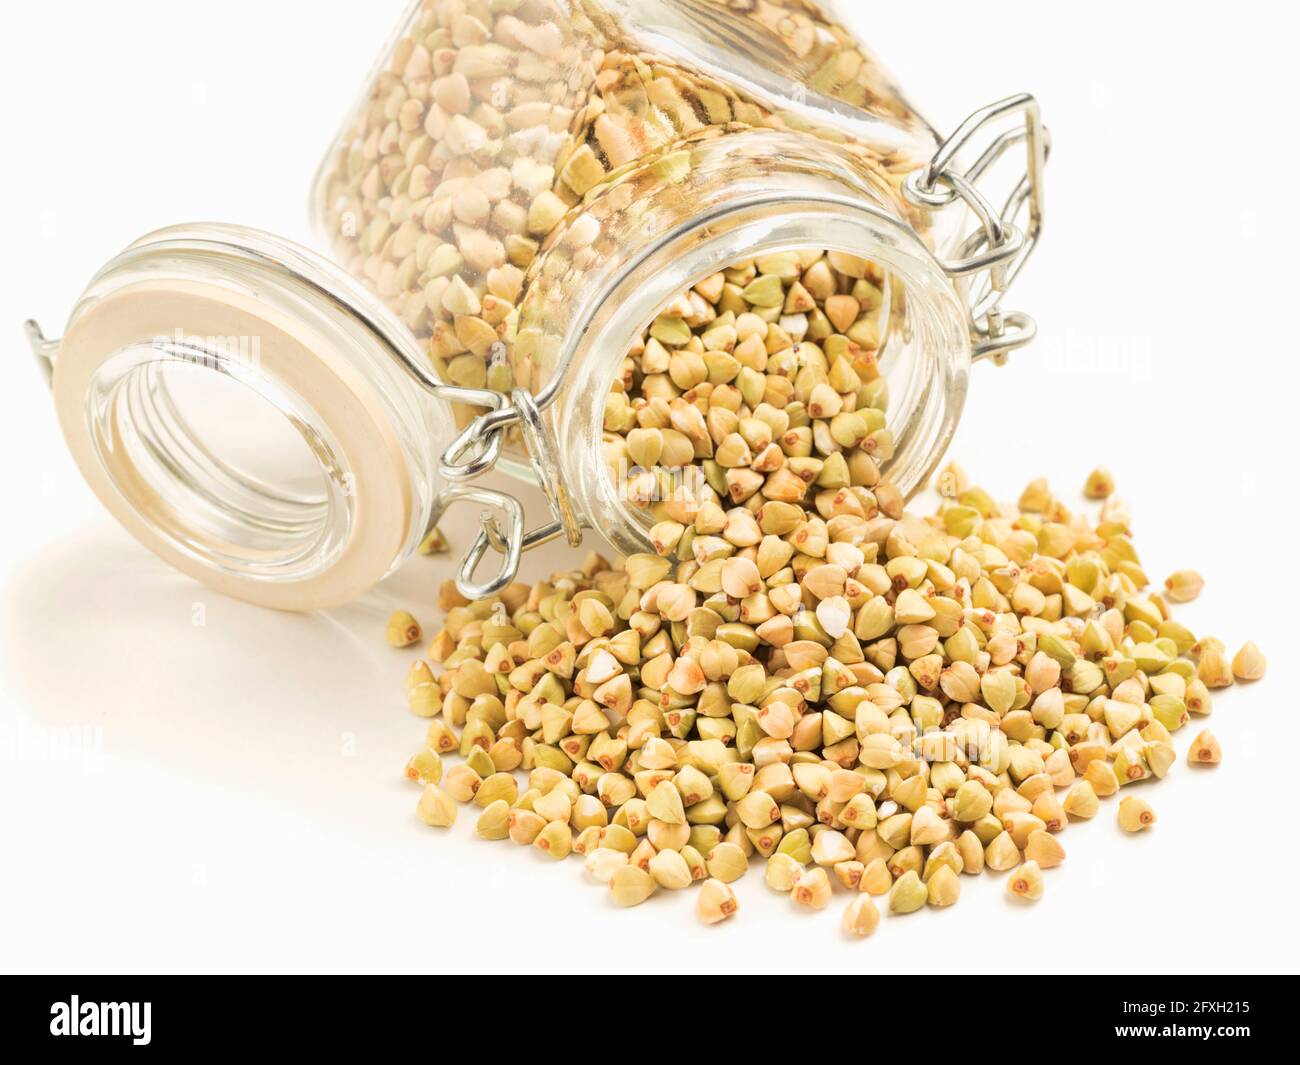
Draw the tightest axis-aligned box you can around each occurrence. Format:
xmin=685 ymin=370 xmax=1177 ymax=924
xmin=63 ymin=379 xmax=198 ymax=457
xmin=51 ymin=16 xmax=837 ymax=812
xmin=0 ymin=521 xmax=433 ymax=826
xmin=0 ymin=473 xmax=591 ymax=827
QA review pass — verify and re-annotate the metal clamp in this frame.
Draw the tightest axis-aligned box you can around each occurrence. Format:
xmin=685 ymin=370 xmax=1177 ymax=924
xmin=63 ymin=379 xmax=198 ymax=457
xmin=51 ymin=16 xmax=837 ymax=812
xmin=25 ymin=320 xmax=58 ymax=387
xmin=425 ymin=484 xmax=557 ymax=600
xmin=904 ymin=93 xmax=1048 ymax=365
xmin=424 ymin=383 xmax=583 ymax=598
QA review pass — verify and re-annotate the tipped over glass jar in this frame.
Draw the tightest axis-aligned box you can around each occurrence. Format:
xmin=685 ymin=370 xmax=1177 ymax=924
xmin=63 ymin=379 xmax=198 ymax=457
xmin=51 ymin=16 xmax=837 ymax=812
xmin=28 ymin=0 xmax=1046 ymax=609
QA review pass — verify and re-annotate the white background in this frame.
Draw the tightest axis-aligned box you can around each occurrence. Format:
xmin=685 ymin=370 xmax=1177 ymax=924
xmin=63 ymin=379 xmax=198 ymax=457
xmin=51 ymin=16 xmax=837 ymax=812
xmin=1 ymin=1 xmax=1295 ymax=974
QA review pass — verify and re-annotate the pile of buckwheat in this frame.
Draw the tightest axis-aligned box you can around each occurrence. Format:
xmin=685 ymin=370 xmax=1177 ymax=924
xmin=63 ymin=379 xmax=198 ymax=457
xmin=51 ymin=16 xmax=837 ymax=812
xmin=386 ymin=250 xmax=1264 ymax=935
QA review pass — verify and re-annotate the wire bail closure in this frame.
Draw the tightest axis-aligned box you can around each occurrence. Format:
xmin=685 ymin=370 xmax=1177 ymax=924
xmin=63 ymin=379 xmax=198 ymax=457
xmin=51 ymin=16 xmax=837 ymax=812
xmin=903 ymin=93 xmax=1048 ymax=366
xmin=428 ymin=381 xmax=583 ymax=599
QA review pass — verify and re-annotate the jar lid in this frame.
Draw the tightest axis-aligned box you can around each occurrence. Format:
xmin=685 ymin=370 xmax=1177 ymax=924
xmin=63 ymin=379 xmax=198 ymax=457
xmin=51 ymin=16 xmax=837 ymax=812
xmin=38 ymin=224 xmax=446 ymax=610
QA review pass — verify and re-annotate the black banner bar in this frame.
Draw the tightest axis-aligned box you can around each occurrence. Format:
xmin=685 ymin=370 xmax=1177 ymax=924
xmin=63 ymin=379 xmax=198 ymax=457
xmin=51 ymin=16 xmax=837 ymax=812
xmin=0 ymin=976 xmax=1288 ymax=1052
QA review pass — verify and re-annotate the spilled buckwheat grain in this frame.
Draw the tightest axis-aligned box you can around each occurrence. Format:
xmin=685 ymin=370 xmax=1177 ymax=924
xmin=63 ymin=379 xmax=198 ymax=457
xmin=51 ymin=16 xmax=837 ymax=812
xmin=393 ymin=459 xmax=1262 ymax=933
xmin=390 ymin=260 xmax=1260 ymax=932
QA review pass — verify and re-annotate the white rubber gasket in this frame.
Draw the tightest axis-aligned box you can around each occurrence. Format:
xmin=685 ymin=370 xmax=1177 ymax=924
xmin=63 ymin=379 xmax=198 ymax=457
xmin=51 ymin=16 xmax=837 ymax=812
xmin=53 ymin=277 xmax=411 ymax=611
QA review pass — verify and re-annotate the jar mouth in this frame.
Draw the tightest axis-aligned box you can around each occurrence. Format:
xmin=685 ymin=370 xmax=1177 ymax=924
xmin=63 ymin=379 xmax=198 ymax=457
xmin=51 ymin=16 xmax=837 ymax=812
xmin=85 ymin=337 xmax=353 ymax=581
xmin=561 ymin=194 xmax=971 ymax=557
xmin=49 ymin=226 xmax=439 ymax=610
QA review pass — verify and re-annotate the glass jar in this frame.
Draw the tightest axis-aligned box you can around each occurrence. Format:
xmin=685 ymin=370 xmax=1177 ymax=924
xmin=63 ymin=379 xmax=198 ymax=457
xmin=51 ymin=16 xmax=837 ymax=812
xmin=28 ymin=0 xmax=1046 ymax=610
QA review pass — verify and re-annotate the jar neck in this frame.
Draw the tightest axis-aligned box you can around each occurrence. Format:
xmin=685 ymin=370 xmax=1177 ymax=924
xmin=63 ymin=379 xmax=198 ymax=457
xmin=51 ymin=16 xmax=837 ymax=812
xmin=512 ymin=128 xmax=971 ymax=556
